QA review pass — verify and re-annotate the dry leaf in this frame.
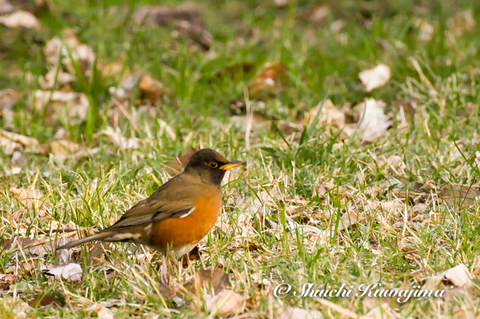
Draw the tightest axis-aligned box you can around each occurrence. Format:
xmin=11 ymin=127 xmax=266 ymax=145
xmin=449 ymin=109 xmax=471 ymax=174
xmin=439 ymin=185 xmax=480 ymax=208
xmin=0 ymin=89 xmax=19 ymax=110
xmin=277 ymin=307 xmax=324 ymax=319
xmin=230 ymin=113 xmax=271 ymax=132
xmin=33 ymin=90 xmax=89 ymax=121
xmin=249 ymin=63 xmax=287 ymax=98
xmin=358 ymin=64 xmax=391 ymax=92
xmin=89 ymin=304 xmax=114 ymax=319
xmin=338 ymin=208 xmax=365 ymax=231
xmin=49 ymin=140 xmax=81 ymax=163
xmin=103 ymin=126 xmax=139 ymax=150
xmin=416 ymin=19 xmax=434 ymax=42
xmin=133 ymin=6 xmax=211 ymax=50
xmin=182 ymin=264 xmax=231 ymax=296
xmin=138 ymin=74 xmax=163 ymax=101
xmin=444 ymin=264 xmax=472 ymax=288
xmin=28 ymin=294 xmax=61 ymax=308
xmin=0 ymin=130 xmax=41 ymax=153
xmin=43 ymin=263 xmax=83 ymax=282
xmin=0 ymin=135 xmax=21 ymax=155
xmin=305 ymin=3 xmax=331 ymax=25
xmin=10 ymin=187 xmax=46 ymax=209
xmin=0 ymin=274 xmax=16 ymax=290
xmin=354 ymin=98 xmax=391 ymax=143
xmin=0 ymin=10 xmax=40 ymax=29
xmin=448 ymin=10 xmax=476 ymax=36
xmin=301 ymin=99 xmax=345 ymax=129
xmin=205 ymin=290 xmax=245 ymax=317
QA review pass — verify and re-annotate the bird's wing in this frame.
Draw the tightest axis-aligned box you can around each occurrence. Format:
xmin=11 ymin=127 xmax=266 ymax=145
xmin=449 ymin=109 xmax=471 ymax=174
xmin=103 ymin=173 xmax=199 ymax=231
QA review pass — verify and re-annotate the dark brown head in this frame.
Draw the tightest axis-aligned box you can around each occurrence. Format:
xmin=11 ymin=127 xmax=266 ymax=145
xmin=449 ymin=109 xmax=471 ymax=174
xmin=184 ymin=149 xmax=245 ymax=186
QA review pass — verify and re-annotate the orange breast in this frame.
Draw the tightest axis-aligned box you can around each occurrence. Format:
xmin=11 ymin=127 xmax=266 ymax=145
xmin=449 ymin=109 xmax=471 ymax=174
xmin=149 ymin=186 xmax=222 ymax=250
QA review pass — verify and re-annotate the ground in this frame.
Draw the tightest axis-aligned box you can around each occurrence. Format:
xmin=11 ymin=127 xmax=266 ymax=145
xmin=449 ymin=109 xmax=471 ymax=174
xmin=1 ymin=0 xmax=480 ymax=318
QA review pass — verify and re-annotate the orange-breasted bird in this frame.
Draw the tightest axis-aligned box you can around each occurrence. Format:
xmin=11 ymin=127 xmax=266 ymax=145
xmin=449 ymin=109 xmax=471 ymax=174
xmin=56 ymin=149 xmax=245 ymax=255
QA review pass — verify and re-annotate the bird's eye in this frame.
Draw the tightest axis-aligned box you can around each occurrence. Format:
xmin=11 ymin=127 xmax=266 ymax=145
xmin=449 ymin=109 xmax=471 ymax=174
xmin=209 ymin=162 xmax=218 ymax=168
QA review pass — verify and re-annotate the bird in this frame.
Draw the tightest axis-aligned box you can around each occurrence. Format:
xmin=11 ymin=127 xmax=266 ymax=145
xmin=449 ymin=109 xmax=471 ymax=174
xmin=56 ymin=149 xmax=245 ymax=256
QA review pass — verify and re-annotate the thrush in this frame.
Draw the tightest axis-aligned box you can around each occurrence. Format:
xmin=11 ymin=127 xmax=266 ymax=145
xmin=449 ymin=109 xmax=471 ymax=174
xmin=56 ymin=149 xmax=245 ymax=255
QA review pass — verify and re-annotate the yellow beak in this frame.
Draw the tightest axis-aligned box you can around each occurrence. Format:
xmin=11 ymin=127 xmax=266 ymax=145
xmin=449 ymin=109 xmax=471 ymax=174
xmin=219 ymin=160 xmax=246 ymax=170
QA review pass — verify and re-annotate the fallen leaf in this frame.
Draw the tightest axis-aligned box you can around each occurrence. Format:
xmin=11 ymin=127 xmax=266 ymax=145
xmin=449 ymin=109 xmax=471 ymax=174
xmin=182 ymin=264 xmax=231 ymax=296
xmin=0 ymin=10 xmax=40 ymax=29
xmin=133 ymin=6 xmax=211 ymax=50
xmin=0 ymin=274 xmax=16 ymax=290
xmin=439 ymin=185 xmax=480 ymax=208
xmin=444 ymin=264 xmax=472 ymax=288
xmin=338 ymin=208 xmax=365 ymax=231
xmin=277 ymin=307 xmax=324 ymax=319
xmin=205 ymin=290 xmax=245 ymax=317
xmin=49 ymin=140 xmax=81 ymax=163
xmin=138 ymin=74 xmax=163 ymax=101
xmin=448 ymin=10 xmax=476 ymax=36
xmin=353 ymin=98 xmax=391 ymax=143
xmin=42 ymin=263 xmax=83 ymax=282
xmin=249 ymin=63 xmax=287 ymax=98
xmin=422 ymin=263 xmax=472 ymax=290
xmin=416 ymin=19 xmax=434 ymax=42
xmin=301 ymin=99 xmax=345 ymax=129
xmin=0 ymin=130 xmax=41 ymax=153
xmin=89 ymin=304 xmax=114 ymax=319
xmin=10 ymin=187 xmax=47 ymax=209
xmin=28 ymin=294 xmax=61 ymax=308
xmin=103 ymin=126 xmax=139 ymax=150
xmin=33 ymin=90 xmax=89 ymax=121
xmin=358 ymin=64 xmax=391 ymax=92
xmin=230 ymin=113 xmax=271 ymax=132
xmin=0 ymin=135 xmax=21 ymax=155
xmin=0 ymin=89 xmax=19 ymax=110
xmin=304 ymin=3 xmax=332 ymax=25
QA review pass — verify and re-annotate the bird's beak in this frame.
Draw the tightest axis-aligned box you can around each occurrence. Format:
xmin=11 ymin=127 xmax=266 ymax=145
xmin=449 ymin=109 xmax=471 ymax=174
xmin=219 ymin=160 xmax=246 ymax=170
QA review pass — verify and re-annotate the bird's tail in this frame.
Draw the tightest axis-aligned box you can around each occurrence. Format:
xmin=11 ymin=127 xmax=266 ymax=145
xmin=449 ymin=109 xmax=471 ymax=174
xmin=56 ymin=232 xmax=109 ymax=251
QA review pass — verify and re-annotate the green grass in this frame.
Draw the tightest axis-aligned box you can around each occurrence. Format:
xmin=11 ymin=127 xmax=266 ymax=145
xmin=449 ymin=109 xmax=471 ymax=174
xmin=2 ymin=0 xmax=480 ymax=317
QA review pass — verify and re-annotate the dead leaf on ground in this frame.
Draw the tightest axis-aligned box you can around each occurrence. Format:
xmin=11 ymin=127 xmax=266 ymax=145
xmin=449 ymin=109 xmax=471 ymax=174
xmin=230 ymin=112 xmax=271 ymax=132
xmin=0 ymin=130 xmax=41 ymax=153
xmin=182 ymin=264 xmax=231 ymax=296
xmin=300 ymin=99 xmax=345 ymax=129
xmin=439 ymin=185 xmax=480 ymax=208
xmin=422 ymin=263 xmax=472 ymax=290
xmin=276 ymin=307 xmax=324 ymax=319
xmin=41 ymin=31 xmax=95 ymax=88
xmin=32 ymin=90 xmax=89 ymax=122
xmin=415 ymin=19 xmax=434 ymax=42
xmin=304 ymin=3 xmax=332 ymax=25
xmin=358 ymin=64 xmax=391 ymax=92
xmin=249 ymin=63 xmax=287 ymax=98
xmin=338 ymin=208 xmax=365 ymax=231
xmin=0 ymin=10 xmax=40 ymax=29
xmin=42 ymin=263 xmax=83 ymax=282
xmin=205 ymin=290 xmax=245 ymax=317
xmin=448 ymin=10 xmax=476 ymax=36
xmin=133 ymin=6 xmax=211 ymax=50
xmin=28 ymin=294 xmax=62 ymax=308
xmin=0 ymin=89 xmax=19 ymax=111
xmin=89 ymin=304 xmax=114 ymax=319
xmin=103 ymin=126 xmax=139 ymax=150
xmin=10 ymin=187 xmax=48 ymax=210
xmin=0 ymin=135 xmax=22 ymax=155
xmin=49 ymin=140 xmax=81 ymax=163
xmin=138 ymin=74 xmax=163 ymax=101
xmin=0 ymin=274 xmax=17 ymax=290
xmin=349 ymin=98 xmax=391 ymax=143
xmin=163 ymin=148 xmax=198 ymax=175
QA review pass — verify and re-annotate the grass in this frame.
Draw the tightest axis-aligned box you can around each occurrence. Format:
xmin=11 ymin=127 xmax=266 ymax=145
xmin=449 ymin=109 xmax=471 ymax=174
xmin=2 ymin=0 xmax=480 ymax=317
